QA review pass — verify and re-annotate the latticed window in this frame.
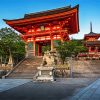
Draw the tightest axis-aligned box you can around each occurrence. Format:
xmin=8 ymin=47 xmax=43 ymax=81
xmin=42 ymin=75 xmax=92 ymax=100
xmin=28 ymin=42 xmax=33 ymax=50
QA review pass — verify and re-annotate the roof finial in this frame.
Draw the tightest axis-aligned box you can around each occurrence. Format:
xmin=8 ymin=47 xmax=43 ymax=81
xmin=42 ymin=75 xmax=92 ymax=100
xmin=90 ymin=22 xmax=93 ymax=32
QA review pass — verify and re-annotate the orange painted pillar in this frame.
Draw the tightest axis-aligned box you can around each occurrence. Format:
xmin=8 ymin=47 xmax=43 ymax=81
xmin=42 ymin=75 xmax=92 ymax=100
xmin=95 ymin=47 xmax=98 ymax=53
xmin=33 ymin=41 xmax=36 ymax=56
xmin=25 ymin=42 xmax=28 ymax=58
xmin=89 ymin=47 xmax=91 ymax=53
xmin=51 ymin=38 xmax=54 ymax=51
xmin=38 ymin=44 xmax=42 ymax=56
xmin=60 ymin=32 xmax=64 ymax=43
xmin=61 ymin=38 xmax=64 ymax=43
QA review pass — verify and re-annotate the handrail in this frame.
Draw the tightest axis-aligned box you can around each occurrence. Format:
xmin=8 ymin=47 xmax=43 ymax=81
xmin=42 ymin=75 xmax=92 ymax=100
xmin=2 ymin=58 xmax=25 ymax=78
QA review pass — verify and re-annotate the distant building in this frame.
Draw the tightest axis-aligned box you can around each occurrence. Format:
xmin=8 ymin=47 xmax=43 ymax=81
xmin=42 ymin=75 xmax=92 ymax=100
xmin=83 ymin=22 xmax=100 ymax=59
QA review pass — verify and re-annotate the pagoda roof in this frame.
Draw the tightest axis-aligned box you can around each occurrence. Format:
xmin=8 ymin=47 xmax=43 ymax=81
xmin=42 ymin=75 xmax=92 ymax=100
xmin=84 ymin=41 xmax=100 ymax=47
xmin=84 ymin=22 xmax=100 ymax=40
xmin=85 ymin=32 xmax=98 ymax=36
xmin=24 ymin=6 xmax=71 ymax=19
xmin=3 ymin=5 xmax=79 ymax=23
xmin=3 ymin=5 xmax=79 ymax=35
xmin=84 ymin=32 xmax=100 ymax=39
xmin=88 ymin=31 xmax=97 ymax=35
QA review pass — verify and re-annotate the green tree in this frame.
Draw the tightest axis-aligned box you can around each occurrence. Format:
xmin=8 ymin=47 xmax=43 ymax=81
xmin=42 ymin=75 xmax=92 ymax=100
xmin=0 ymin=27 xmax=25 ymax=65
xmin=56 ymin=39 xmax=87 ymax=64
xmin=42 ymin=45 xmax=51 ymax=54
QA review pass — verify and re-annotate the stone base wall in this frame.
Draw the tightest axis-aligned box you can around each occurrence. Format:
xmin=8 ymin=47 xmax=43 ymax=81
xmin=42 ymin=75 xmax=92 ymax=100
xmin=73 ymin=60 xmax=100 ymax=78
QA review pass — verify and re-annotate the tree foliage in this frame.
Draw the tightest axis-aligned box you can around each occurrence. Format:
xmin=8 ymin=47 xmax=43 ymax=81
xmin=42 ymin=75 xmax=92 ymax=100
xmin=0 ymin=27 xmax=25 ymax=65
xmin=56 ymin=39 xmax=87 ymax=64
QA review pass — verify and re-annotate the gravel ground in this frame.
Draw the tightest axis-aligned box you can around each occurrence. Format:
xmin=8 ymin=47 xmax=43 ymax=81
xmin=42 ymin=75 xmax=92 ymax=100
xmin=0 ymin=78 xmax=97 ymax=100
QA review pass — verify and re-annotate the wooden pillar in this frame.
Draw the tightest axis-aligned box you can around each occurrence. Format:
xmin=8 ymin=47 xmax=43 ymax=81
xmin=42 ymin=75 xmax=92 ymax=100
xmin=95 ymin=47 xmax=98 ymax=53
xmin=61 ymin=38 xmax=64 ymax=43
xmin=89 ymin=47 xmax=91 ymax=53
xmin=33 ymin=41 xmax=36 ymax=56
xmin=51 ymin=38 xmax=54 ymax=51
xmin=38 ymin=44 xmax=42 ymax=56
xmin=25 ymin=42 xmax=28 ymax=58
xmin=60 ymin=32 xmax=64 ymax=43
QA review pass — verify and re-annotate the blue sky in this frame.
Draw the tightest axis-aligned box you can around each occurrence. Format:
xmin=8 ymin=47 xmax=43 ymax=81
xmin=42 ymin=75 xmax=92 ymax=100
xmin=0 ymin=0 xmax=100 ymax=39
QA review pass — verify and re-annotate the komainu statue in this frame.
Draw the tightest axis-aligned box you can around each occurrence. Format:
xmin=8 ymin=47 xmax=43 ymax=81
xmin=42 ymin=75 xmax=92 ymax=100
xmin=42 ymin=50 xmax=57 ymax=67
xmin=35 ymin=50 xmax=58 ymax=81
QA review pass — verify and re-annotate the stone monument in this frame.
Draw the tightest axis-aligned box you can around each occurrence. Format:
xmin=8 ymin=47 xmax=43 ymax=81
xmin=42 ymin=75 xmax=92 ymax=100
xmin=36 ymin=50 xmax=58 ymax=81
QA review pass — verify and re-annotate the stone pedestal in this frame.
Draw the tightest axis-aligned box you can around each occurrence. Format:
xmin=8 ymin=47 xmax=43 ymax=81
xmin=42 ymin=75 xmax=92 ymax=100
xmin=34 ymin=50 xmax=58 ymax=81
xmin=36 ymin=66 xmax=54 ymax=81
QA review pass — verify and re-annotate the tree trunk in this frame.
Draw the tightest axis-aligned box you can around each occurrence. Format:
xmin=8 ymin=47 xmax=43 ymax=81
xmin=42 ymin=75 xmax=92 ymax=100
xmin=4 ymin=55 xmax=7 ymax=65
xmin=61 ymin=59 xmax=65 ymax=65
xmin=0 ymin=56 xmax=2 ymax=67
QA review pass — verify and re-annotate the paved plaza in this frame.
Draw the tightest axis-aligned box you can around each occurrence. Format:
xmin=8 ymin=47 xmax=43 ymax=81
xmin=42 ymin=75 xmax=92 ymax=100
xmin=0 ymin=78 xmax=98 ymax=100
xmin=0 ymin=78 xmax=99 ymax=100
xmin=70 ymin=79 xmax=100 ymax=100
xmin=0 ymin=79 xmax=31 ymax=92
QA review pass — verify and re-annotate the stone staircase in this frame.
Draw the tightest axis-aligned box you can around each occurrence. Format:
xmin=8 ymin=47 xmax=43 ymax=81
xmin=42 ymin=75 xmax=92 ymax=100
xmin=6 ymin=58 xmax=100 ymax=78
xmin=7 ymin=57 xmax=42 ymax=79
xmin=73 ymin=60 xmax=100 ymax=78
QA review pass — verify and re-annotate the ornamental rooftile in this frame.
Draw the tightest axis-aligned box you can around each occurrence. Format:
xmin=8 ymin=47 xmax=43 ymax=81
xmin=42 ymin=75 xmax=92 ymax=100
xmin=84 ymin=22 xmax=100 ymax=38
xmin=3 ymin=5 xmax=79 ymax=21
xmin=24 ymin=5 xmax=71 ymax=18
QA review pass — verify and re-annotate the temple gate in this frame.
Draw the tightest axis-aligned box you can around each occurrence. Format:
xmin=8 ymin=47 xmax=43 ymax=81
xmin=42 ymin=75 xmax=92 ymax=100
xmin=4 ymin=5 xmax=79 ymax=57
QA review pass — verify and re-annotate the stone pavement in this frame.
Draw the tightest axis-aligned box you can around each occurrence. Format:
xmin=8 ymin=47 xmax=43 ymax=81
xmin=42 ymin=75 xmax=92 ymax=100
xmin=70 ymin=79 xmax=100 ymax=100
xmin=0 ymin=79 xmax=31 ymax=92
xmin=0 ymin=78 xmax=96 ymax=100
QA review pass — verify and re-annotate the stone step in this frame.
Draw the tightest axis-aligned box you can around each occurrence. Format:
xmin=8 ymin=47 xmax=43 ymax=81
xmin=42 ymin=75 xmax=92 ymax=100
xmin=7 ymin=57 xmax=42 ymax=79
xmin=8 ymin=77 xmax=33 ymax=79
xmin=9 ymin=74 xmax=36 ymax=78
